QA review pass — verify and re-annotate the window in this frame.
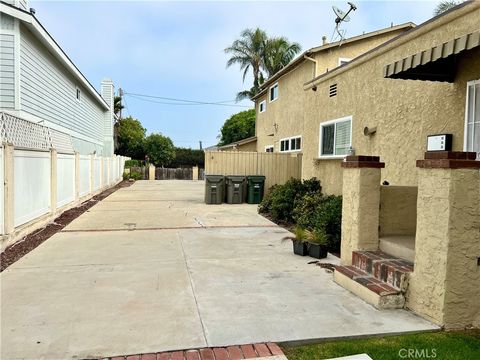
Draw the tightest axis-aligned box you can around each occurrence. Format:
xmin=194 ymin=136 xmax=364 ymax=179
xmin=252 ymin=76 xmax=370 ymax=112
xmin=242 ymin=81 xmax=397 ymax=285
xmin=319 ymin=116 xmax=352 ymax=157
xmin=280 ymin=136 xmax=302 ymax=152
xmin=259 ymin=100 xmax=266 ymax=113
xmin=76 ymin=87 xmax=81 ymax=102
xmin=269 ymin=83 xmax=279 ymax=102
xmin=338 ymin=57 xmax=352 ymax=66
xmin=465 ymin=80 xmax=480 ymax=159
xmin=265 ymin=145 xmax=274 ymax=152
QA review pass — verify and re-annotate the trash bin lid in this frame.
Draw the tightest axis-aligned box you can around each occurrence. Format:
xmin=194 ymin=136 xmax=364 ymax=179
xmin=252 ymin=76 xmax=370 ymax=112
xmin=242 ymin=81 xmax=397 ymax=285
xmin=247 ymin=175 xmax=266 ymax=181
xmin=205 ymin=175 xmax=225 ymax=182
xmin=226 ymin=175 xmax=246 ymax=182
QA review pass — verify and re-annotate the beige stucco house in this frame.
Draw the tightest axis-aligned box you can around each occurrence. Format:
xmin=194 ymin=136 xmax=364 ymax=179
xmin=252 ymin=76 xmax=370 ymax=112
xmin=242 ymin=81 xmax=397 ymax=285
xmin=216 ymin=136 xmax=257 ymax=152
xmin=252 ymin=23 xmax=415 ymax=159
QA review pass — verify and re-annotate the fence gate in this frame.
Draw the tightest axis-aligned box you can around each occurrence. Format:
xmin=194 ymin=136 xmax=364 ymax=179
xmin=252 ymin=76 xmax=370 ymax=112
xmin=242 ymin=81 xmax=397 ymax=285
xmin=155 ymin=167 xmax=193 ymax=180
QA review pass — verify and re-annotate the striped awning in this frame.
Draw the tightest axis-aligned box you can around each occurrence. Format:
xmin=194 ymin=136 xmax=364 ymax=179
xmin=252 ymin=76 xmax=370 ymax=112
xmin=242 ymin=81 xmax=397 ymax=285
xmin=384 ymin=30 xmax=480 ymax=82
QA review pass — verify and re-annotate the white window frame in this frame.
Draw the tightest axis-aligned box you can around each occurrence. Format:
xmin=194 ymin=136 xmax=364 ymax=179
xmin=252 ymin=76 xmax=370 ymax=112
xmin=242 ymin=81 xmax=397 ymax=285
xmin=269 ymin=83 xmax=279 ymax=102
xmin=464 ymin=79 xmax=480 ymax=159
xmin=279 ymin=135 xmax=302 ymax=153
xmin=338 ymin=57 xmax=352 ymax=66
xmin=265 ymin=145 xmax=274 ymax=152
xmin=259 ymin=100 xmax=266 ymax=113
xmin=318 ymin=116 xmax=353 ymax=159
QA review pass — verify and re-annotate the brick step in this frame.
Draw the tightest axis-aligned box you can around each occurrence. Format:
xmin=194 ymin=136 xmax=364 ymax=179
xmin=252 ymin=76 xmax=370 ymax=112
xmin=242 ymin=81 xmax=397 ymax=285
xmin=352 ymin=250 xmax=413 ymax=290
xmin=334 ymin=265 xmax=405 ymax=309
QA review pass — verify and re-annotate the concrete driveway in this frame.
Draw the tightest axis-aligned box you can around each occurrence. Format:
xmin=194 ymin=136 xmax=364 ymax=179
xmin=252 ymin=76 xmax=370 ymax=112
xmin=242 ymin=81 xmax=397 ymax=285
xmin=1 ymin=180 xmax=437 ymax=359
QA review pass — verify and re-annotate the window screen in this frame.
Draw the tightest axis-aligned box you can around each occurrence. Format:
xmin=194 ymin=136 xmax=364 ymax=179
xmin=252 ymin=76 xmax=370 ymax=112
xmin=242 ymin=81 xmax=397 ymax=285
xmin=321 ymin=124 xmax=335 ymax=155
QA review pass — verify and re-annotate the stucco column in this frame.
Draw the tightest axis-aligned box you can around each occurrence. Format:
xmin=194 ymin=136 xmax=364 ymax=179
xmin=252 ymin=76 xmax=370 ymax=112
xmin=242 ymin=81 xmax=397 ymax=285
xmin=340 ymin=155 xmax=385 ymax=265
xmin=74 ymin=152 xmax=80 ymax=201
xmin=50 ymin=149 xmax=57 ymax=214
xmin=192 ymin=166 xmax=199 ymax=180
xmin=407 ymin=151 xmax=480 ymax=329
xmin=148 ymin=164 xmax=156 ymax=180
xmin=3 ymin=143 xmax=14 ymax=235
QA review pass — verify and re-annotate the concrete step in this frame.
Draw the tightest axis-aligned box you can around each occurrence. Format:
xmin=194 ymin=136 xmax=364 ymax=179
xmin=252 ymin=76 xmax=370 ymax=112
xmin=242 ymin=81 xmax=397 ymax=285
xmin=352 ymin=251 xmax=413 ymax=290
xmin=334 ymin=265 xmax=405 ymax=309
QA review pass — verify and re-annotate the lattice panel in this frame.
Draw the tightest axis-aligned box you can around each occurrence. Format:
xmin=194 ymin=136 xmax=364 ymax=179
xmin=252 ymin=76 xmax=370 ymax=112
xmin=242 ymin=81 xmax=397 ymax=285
xmin=48 ymin=128 xmax=74 ymax=154
xmin=0 ymin=112 xmax=73 ymax=153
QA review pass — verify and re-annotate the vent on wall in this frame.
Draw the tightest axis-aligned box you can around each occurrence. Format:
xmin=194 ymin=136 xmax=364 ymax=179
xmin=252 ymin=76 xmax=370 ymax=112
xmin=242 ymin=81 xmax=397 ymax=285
xmin=329 ymin=84 xmax=338 ymax=97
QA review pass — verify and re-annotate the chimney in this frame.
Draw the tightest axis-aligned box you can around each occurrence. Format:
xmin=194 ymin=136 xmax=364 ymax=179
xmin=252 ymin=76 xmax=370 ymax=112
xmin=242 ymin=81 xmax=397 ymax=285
xmin=322 ymin=36 xmax=328 ymax=46
xmin=101 ymin=78 xmax=114 ymax=156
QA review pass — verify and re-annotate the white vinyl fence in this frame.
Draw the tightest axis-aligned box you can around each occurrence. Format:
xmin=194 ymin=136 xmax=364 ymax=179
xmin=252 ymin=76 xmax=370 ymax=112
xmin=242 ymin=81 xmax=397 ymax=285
xmin=14 ymin=150 xmax=51 ymax=227
xmin=1 ymin=112 xmax=128 ymax=240
xmin=57 ymin=153 xmax=75 ymax=208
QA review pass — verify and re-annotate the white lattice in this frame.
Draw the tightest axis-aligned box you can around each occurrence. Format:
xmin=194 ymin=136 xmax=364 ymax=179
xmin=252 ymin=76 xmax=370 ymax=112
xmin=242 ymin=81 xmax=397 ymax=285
xmin=0 ymin=112 xmax=74 ymax=153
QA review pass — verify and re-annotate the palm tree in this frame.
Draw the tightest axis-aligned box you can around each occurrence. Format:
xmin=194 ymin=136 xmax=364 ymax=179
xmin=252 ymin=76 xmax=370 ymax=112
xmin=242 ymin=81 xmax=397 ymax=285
xmin=225 ymin=28 xmax=268 ymax=99
xmin=114 ymin=96 xmax=124 ymax=118
xmin=263 ymin=37 xmax=302 ymax=78
xmin=433 ymin=0 xmax=463 ymax=16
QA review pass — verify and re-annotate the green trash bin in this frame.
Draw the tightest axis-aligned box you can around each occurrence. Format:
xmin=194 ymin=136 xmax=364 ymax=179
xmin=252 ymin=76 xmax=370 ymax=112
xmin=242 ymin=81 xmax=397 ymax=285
xmin=247 ymin=175 xmax=266 ymax=204
xmin=205 ymin=175 xmax=225 ymax=204
xmin=226 ymin=175 xmax=246 ymax=204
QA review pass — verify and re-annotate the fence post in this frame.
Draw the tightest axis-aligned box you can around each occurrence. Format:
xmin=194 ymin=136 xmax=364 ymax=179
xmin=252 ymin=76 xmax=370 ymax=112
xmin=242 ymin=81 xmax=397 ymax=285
xmin=50 ymin=148 xmax=57 ymax=214
xmin=192 ymin=166 xmax=199 ymax=180
xmin=74 ymin=152 xmax=80 ymax=201
xmin=149 ymin=164 xmax=155 ymax=180
xmin=4 ymin=143 xmax=14 ymax=235
xmin=100 ymin=155 xmax=104 ymax=188
xmin=90 ymin=153 xmax=94 ymax=194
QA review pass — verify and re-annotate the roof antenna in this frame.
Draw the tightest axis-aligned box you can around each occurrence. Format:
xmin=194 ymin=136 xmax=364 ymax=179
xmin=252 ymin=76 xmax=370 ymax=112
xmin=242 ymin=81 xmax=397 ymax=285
xmin=331 ymin=2 xmax=357 ymax=45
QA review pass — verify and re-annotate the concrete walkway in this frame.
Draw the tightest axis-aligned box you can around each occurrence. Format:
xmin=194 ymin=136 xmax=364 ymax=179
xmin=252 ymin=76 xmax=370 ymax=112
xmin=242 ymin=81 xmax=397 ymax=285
xmin=1 ymin=180 xmax=437 ymax=359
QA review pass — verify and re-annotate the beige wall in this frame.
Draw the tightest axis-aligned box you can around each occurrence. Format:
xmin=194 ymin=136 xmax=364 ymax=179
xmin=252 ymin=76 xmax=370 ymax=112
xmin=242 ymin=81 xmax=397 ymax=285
xmin=255 ymin=27 xmax=411 ymax=195
xmin=204 ymin=151 xmax=302 ymax=191
xmin=302 ymin=5 xmax=480 ymax=194
xmin=379 ymin=186 xmax=417 ymax=237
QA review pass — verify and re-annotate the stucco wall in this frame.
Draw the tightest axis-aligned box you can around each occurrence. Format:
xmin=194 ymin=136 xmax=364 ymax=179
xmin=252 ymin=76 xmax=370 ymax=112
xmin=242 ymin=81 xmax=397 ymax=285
xmin=302 ymin=5 xmax=480 ymax=194
xmin=255 ymin=28 xmax=410 ymax=192
xmin=379 ymin=186 xmax=417 ymax=236
xmin=407 ymin=168 xmax=480 ymax=328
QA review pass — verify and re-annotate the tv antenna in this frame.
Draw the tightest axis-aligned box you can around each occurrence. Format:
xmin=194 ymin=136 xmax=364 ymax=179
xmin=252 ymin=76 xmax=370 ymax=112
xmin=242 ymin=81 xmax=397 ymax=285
xmin=331 ymin=2 xmax=357 ymax=44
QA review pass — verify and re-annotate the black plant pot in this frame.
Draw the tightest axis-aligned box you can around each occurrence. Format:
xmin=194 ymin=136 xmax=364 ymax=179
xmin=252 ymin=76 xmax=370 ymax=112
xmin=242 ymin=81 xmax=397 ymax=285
xmin=308 ymin=243 xmax=328 ymax=259
xmin=292 ymin=240 xmax=308 ymax=256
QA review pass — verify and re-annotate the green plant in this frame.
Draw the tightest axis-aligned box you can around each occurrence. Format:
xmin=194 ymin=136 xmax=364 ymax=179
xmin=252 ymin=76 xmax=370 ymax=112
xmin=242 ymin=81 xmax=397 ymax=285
xmin=306 ymin=229 xmax=328 ymax=246
xmin=122 ymin=172 xmax=130 ymax=180
xmin=124 ymin=160 xmax=141 ymax=168
xmin=129 ymin=171 xmax=143 ymax=180
xmin=282 ymin=226 xmax=309 ymax=243
xmin=259 ymin=178 xmax=321 ymax=223
xmin=293 ymin=193 xmax=342 ymax=253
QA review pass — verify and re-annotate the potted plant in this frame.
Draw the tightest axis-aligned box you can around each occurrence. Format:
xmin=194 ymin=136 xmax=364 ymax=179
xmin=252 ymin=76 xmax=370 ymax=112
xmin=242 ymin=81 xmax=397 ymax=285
xmin=282 ymin=226 xmax=309 ymax=256
xmin=306 ymin=229 xmax=328 ymax=259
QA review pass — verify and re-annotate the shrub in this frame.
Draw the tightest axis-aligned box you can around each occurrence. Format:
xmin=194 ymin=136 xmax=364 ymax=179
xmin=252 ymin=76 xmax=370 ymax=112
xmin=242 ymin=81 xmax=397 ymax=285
xmin=125 ymin=160 xmax=142 ymax=168
xmin=293 ymin=193 xmax=342 ymax=253
xmin=259 ymin=177 xmax=321 ymax=223
xmin=129 ymin=171 xmax=143 ymax=180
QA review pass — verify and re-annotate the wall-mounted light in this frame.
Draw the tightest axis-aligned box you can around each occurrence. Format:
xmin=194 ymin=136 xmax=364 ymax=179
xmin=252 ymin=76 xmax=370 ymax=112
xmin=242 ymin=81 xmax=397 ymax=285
xmin=312 ymin=85 xmax=317 ymax=92
xmin=363 ymin=126 xmax=377 ymax=136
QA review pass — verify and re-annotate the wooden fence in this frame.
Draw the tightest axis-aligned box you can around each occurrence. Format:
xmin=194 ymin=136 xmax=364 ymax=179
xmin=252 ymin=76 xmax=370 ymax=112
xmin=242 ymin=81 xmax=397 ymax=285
xmin=155 ymin=167 xmax=193 ymax=180
xmin=204 ymin=151 xmax=302 ymax=190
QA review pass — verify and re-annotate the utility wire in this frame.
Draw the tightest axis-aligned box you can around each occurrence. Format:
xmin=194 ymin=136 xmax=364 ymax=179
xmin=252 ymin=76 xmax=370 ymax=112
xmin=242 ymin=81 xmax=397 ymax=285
xmin=124 ymin=91 xmax=251 ymax=108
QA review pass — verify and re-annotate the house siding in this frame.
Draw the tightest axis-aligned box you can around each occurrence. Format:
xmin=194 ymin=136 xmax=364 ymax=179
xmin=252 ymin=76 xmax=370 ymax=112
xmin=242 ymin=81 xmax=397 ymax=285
xmin=0 ymin=33 xmax=15 ymax=109
xmin=19 ymin=25 xmax=104 ymax=150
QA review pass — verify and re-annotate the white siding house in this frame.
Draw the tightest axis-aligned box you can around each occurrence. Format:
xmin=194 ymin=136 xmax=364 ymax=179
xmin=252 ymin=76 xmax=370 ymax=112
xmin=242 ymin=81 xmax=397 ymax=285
xmin=0 ymin=0 xmax=115 ymax=156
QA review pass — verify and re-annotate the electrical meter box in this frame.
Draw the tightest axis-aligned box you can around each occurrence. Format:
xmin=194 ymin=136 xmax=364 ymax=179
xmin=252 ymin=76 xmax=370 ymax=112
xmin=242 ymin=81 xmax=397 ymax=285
xmin=427 ymin=134 xmax=452 ymax=152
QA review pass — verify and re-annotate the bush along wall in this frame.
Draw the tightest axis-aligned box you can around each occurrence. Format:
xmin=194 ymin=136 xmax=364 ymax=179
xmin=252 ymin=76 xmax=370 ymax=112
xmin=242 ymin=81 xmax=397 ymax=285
xmin=259 ymin=177 xmax=342 ymax=254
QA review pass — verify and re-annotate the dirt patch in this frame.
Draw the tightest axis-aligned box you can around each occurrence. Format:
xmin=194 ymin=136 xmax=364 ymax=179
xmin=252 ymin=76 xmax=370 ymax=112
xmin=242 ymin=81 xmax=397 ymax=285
xmin=0 ymin=181 xmax=133 ymax=272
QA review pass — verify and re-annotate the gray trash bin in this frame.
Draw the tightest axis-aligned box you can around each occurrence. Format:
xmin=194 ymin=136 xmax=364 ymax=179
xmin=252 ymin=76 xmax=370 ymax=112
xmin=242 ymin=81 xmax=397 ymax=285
xmin=205 ymin=175 xmax=225 ymax=204
xmin=226 ymin=175 xmax=246 ymax=204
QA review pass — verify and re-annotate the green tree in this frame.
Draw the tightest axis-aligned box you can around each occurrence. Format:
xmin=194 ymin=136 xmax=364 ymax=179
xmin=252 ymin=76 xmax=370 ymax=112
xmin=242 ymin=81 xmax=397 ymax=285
xmin=263 ymin=37 xmax=301 ymax=77
xmin=116 ymin=116 xmax=146 ymax=159
xmin=225 ymin=28 xmax=268 ymax=101
xmin=145 ymin=133 xmax=176 ymax=167
xmin=169 ymin=148 xmax=205 ymax=168
xmin=218 ymin=109 xmax=255 ymax=146
xmin=433 ymin=0 xmax=463 ymax=15
xmin=114 ymin=96 xmax=124 ymax=117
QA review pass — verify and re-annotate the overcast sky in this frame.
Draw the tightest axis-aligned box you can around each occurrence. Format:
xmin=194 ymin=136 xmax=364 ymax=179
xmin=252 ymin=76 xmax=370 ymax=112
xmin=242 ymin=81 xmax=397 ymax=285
xmin=31 ymin=0 xmax=440 ymax=149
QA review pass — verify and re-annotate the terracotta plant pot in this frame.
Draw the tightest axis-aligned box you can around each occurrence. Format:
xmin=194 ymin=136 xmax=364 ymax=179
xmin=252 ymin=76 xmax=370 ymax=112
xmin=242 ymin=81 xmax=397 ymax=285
xmin=292 ymin=240 xmax=308 ymax=256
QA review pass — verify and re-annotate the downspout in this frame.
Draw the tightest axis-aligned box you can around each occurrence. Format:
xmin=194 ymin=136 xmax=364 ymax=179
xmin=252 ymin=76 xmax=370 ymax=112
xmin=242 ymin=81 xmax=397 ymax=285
xmin=304 ymin=53 xmax=317 ymax=78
